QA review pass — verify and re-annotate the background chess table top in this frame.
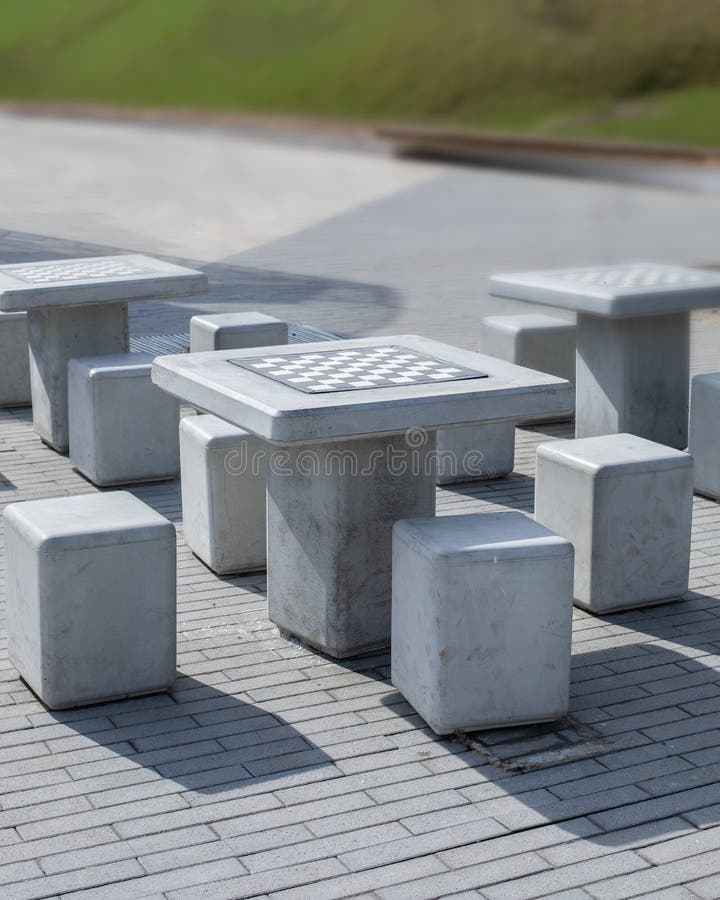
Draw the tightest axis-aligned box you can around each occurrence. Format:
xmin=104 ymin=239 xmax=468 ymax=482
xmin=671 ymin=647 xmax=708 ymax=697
xmin=490 ymin=262 xmax=720 ymax=318
xmin=0 ymin=254 xmax=208 ymax=311
xmin=229 ymin=344 xmax=488 ymax=393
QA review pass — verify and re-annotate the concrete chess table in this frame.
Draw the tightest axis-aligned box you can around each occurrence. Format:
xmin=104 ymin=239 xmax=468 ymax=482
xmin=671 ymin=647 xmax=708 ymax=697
xmin=0 ymin=255 xmax=207 ymax=451
xmin=153 ymin=335 xmax=572 ymax=657
xmin=490 ymin=263 xmax=720 ymax=449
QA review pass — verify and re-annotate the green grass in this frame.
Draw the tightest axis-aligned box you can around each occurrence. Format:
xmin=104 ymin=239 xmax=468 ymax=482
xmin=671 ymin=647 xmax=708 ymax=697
xmin=2 ymin=0 xmax=720 ymax=147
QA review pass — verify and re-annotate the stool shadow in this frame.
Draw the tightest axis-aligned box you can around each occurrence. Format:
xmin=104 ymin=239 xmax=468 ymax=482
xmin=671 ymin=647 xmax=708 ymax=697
xmin=373 ymin=622 xmax=720 ymax=845
xmin=41 ymin=675 xmax=334 ymax=796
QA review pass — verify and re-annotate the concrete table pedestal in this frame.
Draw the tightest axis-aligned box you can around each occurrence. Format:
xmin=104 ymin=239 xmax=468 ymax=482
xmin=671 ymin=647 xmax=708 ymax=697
xmin=0 ymin=255 xmax=208 ymax=452
xmin=575 ymin=311 xmax=689 ymax=447
xmin=490 ymin=263 xmax=720 ymax=449
xmin=29 ymin=303 xmax=129 ymax=450
xmin=0 ymin=311 xmax=32 ymax=408
xmin=268 ymin=433 xmax=436 ymax=657
xmin=153 ymin=335 xmax=573 ymax=658
xmin=435 ymin=422 xmax=514 ymax=484
xmin=688 ymin=373 xmax=720 ymax=500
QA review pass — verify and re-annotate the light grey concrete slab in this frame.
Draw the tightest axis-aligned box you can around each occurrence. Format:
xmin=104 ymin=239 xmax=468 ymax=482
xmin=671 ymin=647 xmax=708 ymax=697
xmin=190 ymin=312 xmax=288 ymax=352
xmin=0 ymin=311 xmax=31 ymax=407
xmin=4 ymin=491 xmax=176 ymax=709
xmin=68 ymin=352 xmax=180 ymax=486
xmin=534 ymin=433 xmax=694 ymax=614
xmin=152 ymin=335 xmax=573 ymax=445
xmin=0 ymin=254 xmax=208 ymax=312
xmin=688 ymin=372 xmax=720 ymax=500
xmin=180 ymin=415 xmax=266 ymax=575
xmin=391 ymin=511 xmax=574 ymax=734
xmin=489 ymin=263 xmax=720 ymax=318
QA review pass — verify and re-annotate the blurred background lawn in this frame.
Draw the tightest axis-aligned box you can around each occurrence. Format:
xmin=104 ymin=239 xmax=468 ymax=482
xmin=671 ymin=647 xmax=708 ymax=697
xmin=3 ymin=0 xmax=720 ymax=147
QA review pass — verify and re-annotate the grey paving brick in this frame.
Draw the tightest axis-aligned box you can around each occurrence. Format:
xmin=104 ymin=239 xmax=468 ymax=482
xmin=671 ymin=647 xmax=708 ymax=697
xmin=587 ymin=849 xmax=720 ymax=899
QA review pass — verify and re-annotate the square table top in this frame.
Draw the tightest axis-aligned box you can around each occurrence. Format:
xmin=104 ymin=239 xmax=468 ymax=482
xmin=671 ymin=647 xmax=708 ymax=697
xmin=0 ymin=254 xmax=208 ymax=312
xmin=152 ymin=335 xmax=573 ymax=444
xmin=489 ymin=262 xmax=720 ymax=318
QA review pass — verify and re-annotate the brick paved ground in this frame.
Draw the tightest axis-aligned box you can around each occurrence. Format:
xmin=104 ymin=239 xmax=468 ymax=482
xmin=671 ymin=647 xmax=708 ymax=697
xmin=2 ymin=232 xmax=720 ymax=897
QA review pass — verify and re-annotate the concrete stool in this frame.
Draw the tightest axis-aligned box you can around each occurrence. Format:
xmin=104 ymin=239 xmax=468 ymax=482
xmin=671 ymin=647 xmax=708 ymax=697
xmin=689 ymin=373 xmax=720 ymax=500
xmin=190 ymin=312 xmax=288 ymax=352
xmin=436 ymin=422 xmax=515 ymax=484
xmin=180 ymin=415 xmax=267 ymax=574
xmin=479 ymin=314 xmax=576 ymax=381
xmin=535 ymin=433 xmax=693 ymax=614
xmin=392 ymin=511 xmax=574 ymax=735
xmin=0 ymin=311 xmax=31 ymax=407
xmin=480 ymin=314 xmax=576 ymax=424
xmin=68 ymin=352 xmax=180 ymax=486
xmin=5 ymin=491 xmax=176 ymax=709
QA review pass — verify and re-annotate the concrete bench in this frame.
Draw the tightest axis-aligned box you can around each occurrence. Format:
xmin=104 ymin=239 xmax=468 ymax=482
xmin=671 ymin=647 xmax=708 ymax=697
xmin=180 ymin=415 xmax=266 ymax=574
xmin=5 ymin=491 xmax=176 ymax=709
xmin=689 ymin=373 xmax=720 ymax=500
xmin=535 ymin=433 xmax=693 ymax=614
xmin=68 ymin=352 xmax=180 ymax=486
xmin=0 ymin=311 xmax=31 ymax=407
xmin=391 ymin=511 xmax=574 ymax=734
xmin=190 ymin=312 xmax=288 ymax=352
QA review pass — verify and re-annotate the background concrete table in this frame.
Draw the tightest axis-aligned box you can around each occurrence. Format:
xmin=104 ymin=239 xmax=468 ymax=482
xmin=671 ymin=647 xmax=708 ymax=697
xmin=153 ymin=335 xmax=572 ymax=657
xmin=489 ymin=263 xmax=720 ymax=449
xmin=0 ymin=254 xmax=207 ymax=451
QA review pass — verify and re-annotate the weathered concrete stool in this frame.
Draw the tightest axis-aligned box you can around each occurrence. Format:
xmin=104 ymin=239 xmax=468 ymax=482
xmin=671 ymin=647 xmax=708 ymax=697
xmin=180 ymin=414 xmax=267 ymax=574
xmin=68 ymin=352 xmax=180 ymax=486
xmin=5 ymin=491 xmax=177 ymax=709
xmin=535 ymin=433 xmax=693 ymax=614
xmin=391 ymin=511 xmax=574 ymax=735
xmin=689 ymin=373 xmax=720 ymax=500
xmin=480 ymin=313 xmax=576 ymax=381
xmin=435 ymin=422 xmax=515 ymax=484
xmin=190 ymin=312 xmax=288 ymax=352
xmin=0 ymin=311 xmax=31 ymax=407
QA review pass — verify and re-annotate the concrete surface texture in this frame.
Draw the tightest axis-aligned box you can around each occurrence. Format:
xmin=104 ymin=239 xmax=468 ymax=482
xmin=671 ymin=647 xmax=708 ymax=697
xmin=689 ymin=372 xmax=720 ymax=501
xmin=535 ymin=433 xmax=694 ymax=614
xmin=391 ymin=511 xmax=574 ymax=735
xmin=189 ymin=312 xmax=288 ymax=353
xmin=68 ymin=352 xmax=181 ymax=486
xmin=0 ymin=311 xmax=31 ymax=407
xmin=479 ymin=313 xmax=577 ymax=383
xmin=435 ymin=422 xmax=515 ymax=485
xmin=4 ymin=491 xmax=177 ymax=710
xmin=180 ymin=415 xmax=267 ymax=575
xmin=1 ymin=113 xmax=720 ymax=895
xmin=267 ymin=433 xmax=437 ymax=658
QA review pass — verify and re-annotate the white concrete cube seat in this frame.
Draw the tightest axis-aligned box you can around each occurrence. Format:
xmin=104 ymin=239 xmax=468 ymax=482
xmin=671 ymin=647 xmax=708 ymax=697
xmin=436 ymin=422 xmax=515 ymax=484
xmin=391 ymin=511 xmax=574 ymax=735
xmin=535 ymin=433 xmax=693 ymax=614
xmin=480 ymin=313 xmax=576 ymax=424
xmin=5 ymin=491 xmax=177 ymax=709
xmin=190 ymin=312 xmax=288 ymax=352
xmin=689 ymin=373 xmax=720 ymax=500
xmin=180 ymin=414 xmax=266 ymax=575
xmin=480 ymin=313 xmax=576 ymax=381
xmin=0 ymin=311 xmax=31 ymax=407
xmin=69 ymin=352 xmax=180 ymax=486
